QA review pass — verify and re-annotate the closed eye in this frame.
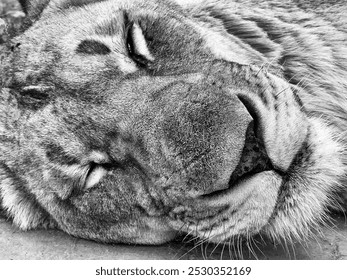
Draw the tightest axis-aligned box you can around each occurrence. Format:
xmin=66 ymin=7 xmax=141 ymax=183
xmin=13 ymin=85 xmax=53 ymax=110
xmin=126 ymin=22 xmax=154 ymax=67
xmin=85 ymin=162 xmax=108 ymax=189
xmin=20 ymin=85 xmax=50 ymax=100
xmin=85 ymin=162 xmax=116 ymax=189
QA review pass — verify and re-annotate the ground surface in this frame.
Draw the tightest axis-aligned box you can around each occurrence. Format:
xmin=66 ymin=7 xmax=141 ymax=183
xmin=1 ymin=212 xmax=347 ymax=260
xmin=1 ymin=0 xmax=347 ymax=260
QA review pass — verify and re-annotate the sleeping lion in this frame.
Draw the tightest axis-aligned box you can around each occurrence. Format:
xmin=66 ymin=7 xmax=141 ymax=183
xmin=0 ymin=0 xmax=346 ymax=248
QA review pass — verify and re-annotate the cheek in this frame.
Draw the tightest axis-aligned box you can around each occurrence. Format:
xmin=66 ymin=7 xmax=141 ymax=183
xmin=70 ymin=170 xmax=137 ymax=218
xmin=225 ymin=171 xmax=282 ymax=235
xmin=169 ymin=171 xmax=282 ymax=241
xmin=67 ymin=169 xmax=176 ymax=244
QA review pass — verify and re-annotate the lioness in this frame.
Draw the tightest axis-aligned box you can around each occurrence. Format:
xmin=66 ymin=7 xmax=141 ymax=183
xmin=0 ymin=0 xmax=346 ymax=248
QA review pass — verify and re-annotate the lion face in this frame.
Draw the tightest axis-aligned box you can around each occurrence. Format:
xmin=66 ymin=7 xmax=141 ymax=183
xmin=0 ymin=0 xmax=346 ymax=245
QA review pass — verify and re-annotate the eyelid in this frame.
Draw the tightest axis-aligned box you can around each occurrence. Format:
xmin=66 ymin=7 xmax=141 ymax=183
xmin=128 ymin=23 xmax=154 ymax=61
xmin=85 ymin=165 xmax=108 ymax=189
xmin=126 ymin=22 xmax=155 ymax=66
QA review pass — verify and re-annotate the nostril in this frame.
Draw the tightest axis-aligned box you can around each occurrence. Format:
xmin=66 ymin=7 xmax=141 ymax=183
xmin=237 ymin=95 xmax=262 ymax=140
xmin=200 ymin=122 xmax=273 ymax=199
xmin=228 ymin=121 xmax=273 ymax=188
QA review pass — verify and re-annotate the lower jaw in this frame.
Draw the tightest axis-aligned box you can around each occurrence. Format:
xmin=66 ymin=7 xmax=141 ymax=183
xmin=170 ymin=171 xmax=283 ymax=241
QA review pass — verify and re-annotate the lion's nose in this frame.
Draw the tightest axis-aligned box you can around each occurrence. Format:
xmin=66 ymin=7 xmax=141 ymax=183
xmin=160 ymin=82 xmax=254 ymax=196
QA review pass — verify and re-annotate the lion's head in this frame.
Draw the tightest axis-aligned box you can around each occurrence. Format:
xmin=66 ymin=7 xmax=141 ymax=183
xmin=0 ymin=0 xmax=346 ymax=246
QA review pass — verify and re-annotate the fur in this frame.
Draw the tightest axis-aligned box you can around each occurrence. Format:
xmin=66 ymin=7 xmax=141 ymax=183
xmin=0 ymin=0 xmax=346 ymax=247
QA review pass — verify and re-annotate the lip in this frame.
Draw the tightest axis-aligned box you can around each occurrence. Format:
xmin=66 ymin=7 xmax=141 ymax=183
xmin=199 ymin=166 xmax=274 ymax=200
xmin=196 ymin=170 xmax=283 ymax=207
xmin=196 ymin=116 xmax=276 ymax=199
xmin=168 ymin=170 xmax=283 ymax=242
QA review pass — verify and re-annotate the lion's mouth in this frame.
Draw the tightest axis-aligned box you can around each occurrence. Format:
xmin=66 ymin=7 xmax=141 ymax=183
xmin=195 ymin=71 xmax=307 ymax=200
xmin=171 ymin=119 xmax=284 ymax=241
xmin=200 ymin=121 xmax=274 ymax=198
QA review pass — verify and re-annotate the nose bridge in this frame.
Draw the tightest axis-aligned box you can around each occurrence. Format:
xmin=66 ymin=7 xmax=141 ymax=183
xmin=155 ymin=81 xmax=253 ymax=195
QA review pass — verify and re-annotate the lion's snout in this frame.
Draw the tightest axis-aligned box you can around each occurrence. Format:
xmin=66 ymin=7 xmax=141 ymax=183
xmin=146 ymin=80 xmax=257 ymax=196
xmin=133 ymin=66 xmax=309 ymax=200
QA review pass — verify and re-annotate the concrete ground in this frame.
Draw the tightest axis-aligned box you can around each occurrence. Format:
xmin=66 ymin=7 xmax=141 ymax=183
xmin=1 ymin=212 xmax=346 ymax=260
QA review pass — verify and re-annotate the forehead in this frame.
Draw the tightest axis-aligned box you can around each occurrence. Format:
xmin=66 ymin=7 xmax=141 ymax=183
xmin=40 ymin=0 xmax=182 ymax=27
xmin=35 ymin=0 xmax=252 ymax=66
xmin=26 ymin=0 xmax=191 ymax=47
xmin=13 ymin=0 xmax=213 ymax=83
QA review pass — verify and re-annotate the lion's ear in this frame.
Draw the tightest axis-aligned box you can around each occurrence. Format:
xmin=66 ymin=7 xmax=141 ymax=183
xmin=19 ymin=0 xmax=50 ymax=23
